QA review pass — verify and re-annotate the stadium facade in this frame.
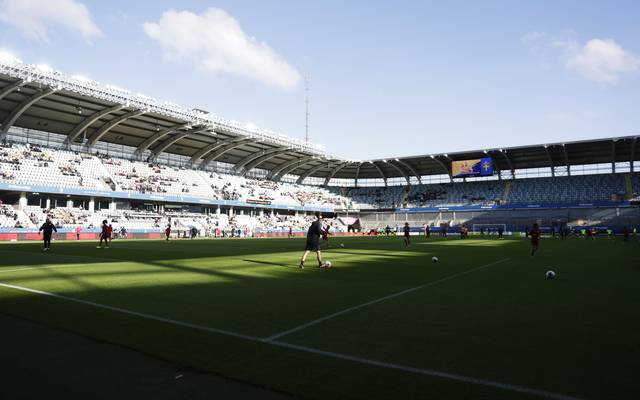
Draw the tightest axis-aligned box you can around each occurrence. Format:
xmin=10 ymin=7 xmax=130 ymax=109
xmin=1 ymin=58 xmax=639 ymax=239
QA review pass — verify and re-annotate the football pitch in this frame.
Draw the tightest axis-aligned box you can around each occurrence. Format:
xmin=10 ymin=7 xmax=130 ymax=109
xmin=1 ymin=235 xmax=638 ymax=399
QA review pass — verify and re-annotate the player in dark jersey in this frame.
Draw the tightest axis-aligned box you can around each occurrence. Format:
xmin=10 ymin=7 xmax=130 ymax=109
xmin=530 ymin=223 xmax=540 ymax=256
xmin=403 ymin=222 xmax=411 ymax=247
xmin=299 ymin=213 xmax=329 ymax=269
xmin=39 ymin=217 xmax=57 ymax=251
xmin=97 ymin=220 xmax=110 ymax=248
xmin=165 ymin=224 xmax=171 ymax=241
xmin=424 ymin=224 xmax=430 ymax=240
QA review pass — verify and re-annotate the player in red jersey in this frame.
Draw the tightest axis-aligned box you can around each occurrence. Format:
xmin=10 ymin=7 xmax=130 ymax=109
xmin=622 ymin=226 xmax=629 ymax=242
xmin=107 ymin=224 xmax=113 ymax=244
xmin=322 ymin=224 xmax=330 ymax=248
xmin=97 ymin=220 xmax=109 ymax=248
xmin=530 ymin=223 xmax=540 ymax=256
xmin=403 ymin=222 xmax=411 ymax=247
xmin=165 ymin=224 xmax=171 ymax=241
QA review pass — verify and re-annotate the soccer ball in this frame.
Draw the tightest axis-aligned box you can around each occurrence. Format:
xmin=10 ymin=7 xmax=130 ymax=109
xmin=432 ymin=256 xmax=439 ymax=263
xmin=324 ymin=261 xmax=332 ymax=268
xmin=340 ymin=243 xmax=345 ymax=248
xmin=545 ymin=270 xmax=556 ymax=279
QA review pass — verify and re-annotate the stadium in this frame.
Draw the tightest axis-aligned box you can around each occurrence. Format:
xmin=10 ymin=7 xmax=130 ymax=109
xmin=1 ymin=5 xmax=639 ymax=400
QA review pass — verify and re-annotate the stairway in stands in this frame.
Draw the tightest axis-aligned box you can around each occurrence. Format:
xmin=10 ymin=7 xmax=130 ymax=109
xmin=501 ymin=180 xmax=512 ymax=203
xmin=624 ymin=173 xmax=633 ymax=199
xmin=400 ymin=185 xmax=411 ymax=206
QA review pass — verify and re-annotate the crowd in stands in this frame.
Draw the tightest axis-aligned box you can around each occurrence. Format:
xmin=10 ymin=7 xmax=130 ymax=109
xmin=0 ymin=201 xmax=346 ymax=238
xmin=0 ymin=139 xmax=638 ymax=218
xmin=406 ymin=181 xmax=503 ymax=207
xmin=0 ymin=203 xmax=20 ymax=228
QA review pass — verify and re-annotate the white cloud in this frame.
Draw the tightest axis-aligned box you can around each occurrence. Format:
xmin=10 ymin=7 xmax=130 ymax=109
xmin=523 ymin=32 xmax=640 ymax=84
xmin=143 ymin=8 xmax=301 ymax=90
xmin=564 ymin=39 xmax=640 ymax=84
xmin=0 ymin=48 xmax=21 ymax=64
xmin=0 ymin=0 xmax=102 ymax=42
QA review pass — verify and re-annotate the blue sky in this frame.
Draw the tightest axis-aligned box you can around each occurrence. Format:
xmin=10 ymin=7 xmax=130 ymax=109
xmin=1 ymin=0 xmax=639 ymax=159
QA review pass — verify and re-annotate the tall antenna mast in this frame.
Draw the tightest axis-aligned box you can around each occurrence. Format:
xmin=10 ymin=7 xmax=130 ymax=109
xmin=305 ymin=74 xmax=310 ymax=143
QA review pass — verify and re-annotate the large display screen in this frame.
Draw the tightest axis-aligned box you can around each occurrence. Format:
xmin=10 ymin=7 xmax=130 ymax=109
xmin=451 ymin=157 xmax=494 ymax=178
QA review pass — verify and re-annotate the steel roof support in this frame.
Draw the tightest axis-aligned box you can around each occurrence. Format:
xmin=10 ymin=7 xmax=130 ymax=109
xmin=1 ymin=87 xmax=57 ymax=137
xmin=0 ymin=79 xmax=25 ymax=101
xmin=630 ymin=137 xmax=637 ymax=173
xmin=86 ymin=109 xmax=145 ymax=147
xmin=268 ymin=156 xmax=316 ymax=181
xmin=386 ymin=161 xmax=411 ymax=185
xmin=151 ymin=132 xmax=189 ymax=157
xmin=543 ymin=145 xmax=555 ymax=177
xmin=492 ymin=150 xmax=514 ymax=179
xmin=430 ymin=156 xmax=452 ymax=182
xmin=199 ymin=138 xmax=255 ymax=169
xmin=562 ymin=144 xmax=571 ymax=176
xmin=611 ymin=139 xmax=616 ymax=173
xmin=236 ymin=148 xmax=292 ymax=176
xmin=189 ymin=137 xmax=242 ymax=166
xmin=134 ymin=123 xmax=189 ymax=156
xmin=370 ymin=161 xmax=388 ymax=186
xmin=232 ymin=147 xmax=288 ymax=174
xmin=393 ymin=159 xmax=422 ymax=184
xmin=323 ymin=162 xmax=350 ymax=186
xmin=150 ymin=126 xmax=209 ymax=158
xmin=354 ymin=163 xmax=362 ymax=187
xmin=297 ymin=162 xmax=334 ymax=184
xmin=65 ymin=104 xmax=124 ymax=145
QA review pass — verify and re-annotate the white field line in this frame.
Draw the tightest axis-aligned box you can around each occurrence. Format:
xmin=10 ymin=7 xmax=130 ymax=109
xmin=0 ymin=282 xmax=260 ymax=342
xmin=0 ymin=264 xmax=102 ymax=274
xmin=265 ymin=258 xmax=510 ymax=341
xmin=0 ymin=280 xmax=583 ymax=400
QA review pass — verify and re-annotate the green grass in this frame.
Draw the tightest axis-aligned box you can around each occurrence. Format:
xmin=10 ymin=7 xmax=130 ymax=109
xmin=1 ymin=235 xmax=639 ymax=399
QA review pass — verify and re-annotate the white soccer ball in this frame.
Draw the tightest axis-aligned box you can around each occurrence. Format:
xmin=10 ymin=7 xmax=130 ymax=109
xmin=340 ymin=243 xmax=345 ymax=248
xmin=432 ymin=256 xmax=439 ymax=263
xmin=325 ymin=261 xmax=332 ymax=268
xmin=545 ymin=270 xmax=556 ymax=279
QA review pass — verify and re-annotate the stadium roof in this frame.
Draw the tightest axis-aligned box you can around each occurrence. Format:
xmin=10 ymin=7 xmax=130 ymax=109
xmin=1 ymin=60 xmax=638 ymax=186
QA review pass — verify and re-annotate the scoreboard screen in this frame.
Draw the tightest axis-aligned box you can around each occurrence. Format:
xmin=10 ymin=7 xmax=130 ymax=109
xmin=451 ymin=157 xmax=494 ymax=178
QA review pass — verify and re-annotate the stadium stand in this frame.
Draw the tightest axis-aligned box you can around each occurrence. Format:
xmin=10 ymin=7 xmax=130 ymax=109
xmin=406 ymin=180 xmax=504 ymax=207
xmin=0 ymin=60 xmax=638 ymax=239
xmin=0 ymin=140 xmax=349 ymax=210
xmin=506 ymin=174 xmax=626 ymax=203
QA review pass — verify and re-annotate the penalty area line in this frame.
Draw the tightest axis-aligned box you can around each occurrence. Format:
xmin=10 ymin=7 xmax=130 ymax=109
xmin=0 ymin=280 xmax=582 ymax=400
xmin=264 ymin=258 xmax=511 ymax=342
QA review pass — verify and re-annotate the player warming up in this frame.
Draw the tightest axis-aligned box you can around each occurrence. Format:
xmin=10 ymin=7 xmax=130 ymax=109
xmin=165 ymin=224 xmax=171 ymax=241
xmin=299 ymin=213 xmax=329 ymax=269
xmin=39 ymin=217 xmax=57 ymax=251
xmin=530 ymin=223 xmax=540 ymax=256
xmin=403 ymin=222 xmax=411 ymax=247
xmin=322 ymin=224 xmax=331 ymax=249
xmin=97 ymin=220 xmax=110 ymax=249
